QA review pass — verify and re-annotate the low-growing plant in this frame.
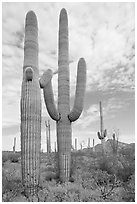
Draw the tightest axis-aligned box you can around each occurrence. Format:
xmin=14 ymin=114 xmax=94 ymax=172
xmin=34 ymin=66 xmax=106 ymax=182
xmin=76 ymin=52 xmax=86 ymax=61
xmin=121 ymin=174 xmax=135 ymax=201
xmin=92 ymin=169 xmax=120 ymax=200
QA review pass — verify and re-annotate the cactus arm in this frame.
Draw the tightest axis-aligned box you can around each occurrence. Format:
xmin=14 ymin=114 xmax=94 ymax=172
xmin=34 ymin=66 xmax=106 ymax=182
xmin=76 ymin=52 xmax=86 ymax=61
xmin=39 ymin=70 xmax=60 ymax=121
xmin=68 ymin=58 xmax=86 ymax=122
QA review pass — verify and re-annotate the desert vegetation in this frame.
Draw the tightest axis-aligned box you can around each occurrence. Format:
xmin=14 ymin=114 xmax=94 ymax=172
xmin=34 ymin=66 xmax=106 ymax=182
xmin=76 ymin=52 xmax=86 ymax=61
xmin=2 ymin=141 xmax=135 ymax=202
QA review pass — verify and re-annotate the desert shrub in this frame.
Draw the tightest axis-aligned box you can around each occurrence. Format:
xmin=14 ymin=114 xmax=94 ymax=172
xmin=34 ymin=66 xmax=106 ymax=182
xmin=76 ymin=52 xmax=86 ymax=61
xmin=44 ymin=171 xmax=58 ymax=181
xmin=116 ymin=154 xmax=135 ymax=182
xmin=2 ymin=168 xmax=23 ymax=202
xmin=2 ymin=153 xmax=9 ymax=164
xmin=121 ymin=174 xmax=135 ymax=202
xmin=97 ymin=156 xmax=113 ymax=174
xmin=2 ymin=152 xmax=21 ymax=164
xmin=9 ymin=153 xmax=20 ymax=163
xmin=38 ymin=182 xmax=102 ymax=202
xmin=91 ymin=169 xmax=120 ymax=200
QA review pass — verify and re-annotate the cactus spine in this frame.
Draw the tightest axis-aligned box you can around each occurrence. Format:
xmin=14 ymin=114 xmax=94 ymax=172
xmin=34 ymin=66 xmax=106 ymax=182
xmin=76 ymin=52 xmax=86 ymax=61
xmin=45 ymin=120 xmax=51 ymax=154
xmin=13 ymin=137 xmax=16 ymax=153
xmin=20 ymin=11 xmax=41 ymax=200
xmin=40 ymin=8 xmax=86 ymax=182
xmin=97 ymin=101 xmax=107 ymax=153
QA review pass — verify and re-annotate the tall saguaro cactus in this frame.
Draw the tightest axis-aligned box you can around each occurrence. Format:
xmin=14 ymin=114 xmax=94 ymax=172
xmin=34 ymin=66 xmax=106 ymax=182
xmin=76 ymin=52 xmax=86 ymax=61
xmin=97 ymin=101 xmax=107 ymax=153
xmin=40 ymin=8 xmax=86 ymax=182
xmin=20 ymin=11 xmax=41 ymax=200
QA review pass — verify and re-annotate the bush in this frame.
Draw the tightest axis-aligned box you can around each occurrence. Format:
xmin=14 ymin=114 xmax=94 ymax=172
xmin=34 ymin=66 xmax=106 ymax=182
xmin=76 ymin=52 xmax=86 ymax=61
xmin=2 ymin=153 xmax=9 ymax=164
xmin=2 ymin=168 xmax=23 ymax=202
xmin=2 ymin=152 xmax=20 ymax=164
xmin=9 ymin=153 xmax=20 ymax=163
xmin=121 ymin=174 xmax=135 ymax=202
xmin=38 ymin=182 xmax=103 ymax=202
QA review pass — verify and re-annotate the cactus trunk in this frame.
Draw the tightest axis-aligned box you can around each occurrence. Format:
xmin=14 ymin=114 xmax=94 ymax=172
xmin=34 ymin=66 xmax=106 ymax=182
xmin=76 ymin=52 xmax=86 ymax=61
xmin=13 ymin=137 xmax=16 ymax=153
xmin=100 ymin=101 xmax=103 ymax=136
xmin=97 ymin=101 xmax=107 ymax=154
xmin=20 ymin=11 xmax=41 ymax=200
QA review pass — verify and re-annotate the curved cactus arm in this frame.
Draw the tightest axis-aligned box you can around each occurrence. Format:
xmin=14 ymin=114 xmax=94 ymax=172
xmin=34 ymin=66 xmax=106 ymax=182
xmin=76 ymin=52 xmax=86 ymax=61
xmin=97 ymin=132 xmax=102 ymax=140
xmin=39 ymin=69 xmax=60 ymax=121
xmin=68 ymin=58 xmax=86 ymax=122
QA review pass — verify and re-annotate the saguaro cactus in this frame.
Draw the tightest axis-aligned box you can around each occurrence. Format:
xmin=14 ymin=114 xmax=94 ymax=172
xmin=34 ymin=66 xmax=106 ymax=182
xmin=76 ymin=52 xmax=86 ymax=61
xmin=45 ymin=120 xmax=51 ymax=154
xmin=88 ymin=138 xmax=90 ymax=148
xmin=13 ymin=137 xmax=16 ymax=153
xmin=75 ymin=138 xmax=77 ymax=151
xmin=97 ymin=101 xmax=107 ymax=153
xmin=20 ymin=11 xmax=41 ymax=200
xmin=93 ymin=138 xmax=95 ymax=152
xmin=40 ymin=8 xmax=86 ymax=182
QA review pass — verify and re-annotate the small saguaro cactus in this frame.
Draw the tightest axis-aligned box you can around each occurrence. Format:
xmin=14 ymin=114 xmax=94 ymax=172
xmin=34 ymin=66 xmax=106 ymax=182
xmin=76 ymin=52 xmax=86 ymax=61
xmin=75 ymin=138 xmax=77 ymax=151
xmin=97 ymin=101 xmax=107 ymax=153
xmin=111 ymin=131 xmax=118 ymax=155
xmin=45 ymin=120 xmax=51 ymax=154
xmin=55 ymin=141 xmax=57 ymax=152
xmin=93 ymin=138 xmax=95 ymax=152
xmin=20 ymin=11 xmax=41 ymax=200
xmin=88 ymin=138 xmax=90 ymax=148
xmin=13 ymin=137 xmax=16 ymax=153
xmin=40 ymin=8 xmax=86 ymax=182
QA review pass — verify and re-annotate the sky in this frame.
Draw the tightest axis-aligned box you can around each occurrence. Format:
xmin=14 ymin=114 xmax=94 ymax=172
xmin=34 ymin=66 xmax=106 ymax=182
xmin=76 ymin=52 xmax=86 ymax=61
xmin=2 ymin=2 xmax=135 ymax=151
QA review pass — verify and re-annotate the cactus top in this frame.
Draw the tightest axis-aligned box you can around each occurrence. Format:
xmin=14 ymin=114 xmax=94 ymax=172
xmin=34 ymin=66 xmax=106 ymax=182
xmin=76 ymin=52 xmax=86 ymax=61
xmin=23 ymin=10 xmax=39 ymax=80
xmin=25 ymin=10 xmax=38 ymax=27
xmin=59 ymin=8 xmax=68 ymax=26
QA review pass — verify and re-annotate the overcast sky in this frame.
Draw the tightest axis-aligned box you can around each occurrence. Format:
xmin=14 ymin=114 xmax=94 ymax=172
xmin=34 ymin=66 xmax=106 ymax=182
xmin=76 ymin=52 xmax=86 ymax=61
xmin=2 ymin=2 xmax=135 ymax=151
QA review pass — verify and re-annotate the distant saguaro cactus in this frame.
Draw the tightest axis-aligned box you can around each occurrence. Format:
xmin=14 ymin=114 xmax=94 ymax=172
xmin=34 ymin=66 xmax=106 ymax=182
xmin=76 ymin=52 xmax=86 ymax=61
xmin=97 ymin=101 xmax=107 ymax=153
xmin=20 ymin=11 xmax=41 ymax=200
xmin=75 ymin=138 xmax=77 ymax=151
xmin=13 ymin=137 xmax=16 ymax=153
xmin=54 ymin=141 xmax=57 ymax=152
xmin=45 ymin=120 xmax=51 ymax=154
xmin=88 ymin=138 xmax=90 ymax=148
xmin=40 ymin=8 xmax=86 ymax=182
xmin=93 ymin=138 xmax=95 ymax=152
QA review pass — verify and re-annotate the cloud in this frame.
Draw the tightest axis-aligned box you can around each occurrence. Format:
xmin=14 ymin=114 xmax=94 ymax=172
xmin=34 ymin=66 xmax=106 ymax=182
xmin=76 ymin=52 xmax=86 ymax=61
xmin=2 ymin=2 xmax=135 ymax=150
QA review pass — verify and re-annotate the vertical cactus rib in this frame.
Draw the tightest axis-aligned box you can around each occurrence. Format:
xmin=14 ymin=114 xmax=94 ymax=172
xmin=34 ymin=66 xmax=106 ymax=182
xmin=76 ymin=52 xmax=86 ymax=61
xmin=21 ymin=10 xmax=41 ymax=200
xmin=68 ymin=58 xmax=86 ymax=122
